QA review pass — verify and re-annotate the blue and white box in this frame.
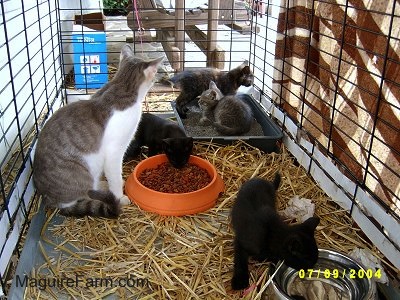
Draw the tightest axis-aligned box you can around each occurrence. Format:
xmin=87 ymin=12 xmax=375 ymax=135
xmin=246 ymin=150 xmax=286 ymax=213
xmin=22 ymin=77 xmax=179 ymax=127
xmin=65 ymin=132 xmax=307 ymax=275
xmin=73 ymin=24 xmax=107 ymax=89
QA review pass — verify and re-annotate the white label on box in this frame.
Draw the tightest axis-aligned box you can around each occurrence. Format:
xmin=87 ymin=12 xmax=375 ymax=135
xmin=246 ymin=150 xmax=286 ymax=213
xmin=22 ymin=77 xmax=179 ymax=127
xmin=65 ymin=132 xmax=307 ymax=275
xmin=80 ymin=55 xmax=90 ymax=64
xmin=91 ymin=65 xmax=100 ymax=73
xmin=81 ymin=66 xmax=91 ymax=74
xmin=90 ymin=55 xmax=100 ymax=64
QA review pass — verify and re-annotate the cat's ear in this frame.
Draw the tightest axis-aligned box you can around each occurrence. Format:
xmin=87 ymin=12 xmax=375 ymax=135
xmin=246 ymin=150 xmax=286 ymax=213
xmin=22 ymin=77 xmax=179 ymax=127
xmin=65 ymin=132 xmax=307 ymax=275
xmin=273 ymin=173 xmax=281 ymax=190
xmin=209 ymin=81 xmax=217 ymax=89
xmin=210 ymin=90 xmax=217 ymax=100
xmin=150 ymin=56 xmax=165 ymax=68
xmin=302 ymin=217 xmax=320 ymax=233
xmin=241 ymin=65 xmax=251 ymax=75
xmin=162 ymin=138 xmax=171 ymax=146
xmin=184 ymin=137 xmax=194 ymax=151
xmin=120 ymin=44 xmax=134 ymax=61
xmin=144 ymin=56 xmax=164 ymax=81
xmin=239 ymin=60 xmax=249 ymax=68
xmin=238 ymin=60 xmax=249 ymax=66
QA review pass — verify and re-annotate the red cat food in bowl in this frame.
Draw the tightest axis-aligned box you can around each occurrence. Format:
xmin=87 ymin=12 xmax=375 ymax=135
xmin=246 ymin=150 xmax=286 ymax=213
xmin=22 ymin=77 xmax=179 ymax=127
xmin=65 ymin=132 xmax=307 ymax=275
xmin=125 ymin=154 xmax=224 ymax=216
xmin=138 ymin=162 xmax=212 ymax=193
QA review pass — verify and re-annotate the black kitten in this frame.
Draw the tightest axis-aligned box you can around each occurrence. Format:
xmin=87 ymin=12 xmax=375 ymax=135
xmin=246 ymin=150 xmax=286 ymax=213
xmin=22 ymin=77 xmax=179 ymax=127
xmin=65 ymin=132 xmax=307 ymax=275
xmin=231 ymin=173 xmax=320 ymax=290
xmin=170 ymin=61 xmax=254 ymax=118
xmin=124 ymin=113 xmax=193 ymax=168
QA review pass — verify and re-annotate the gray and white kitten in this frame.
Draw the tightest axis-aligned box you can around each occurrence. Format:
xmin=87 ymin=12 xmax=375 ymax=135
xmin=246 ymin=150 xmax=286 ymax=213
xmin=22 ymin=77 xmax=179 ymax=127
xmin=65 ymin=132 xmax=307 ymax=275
xmin=198 ymin=81 xmax=253 ymax=135
xmin=33 ymin=45 xmax=163 ymax=218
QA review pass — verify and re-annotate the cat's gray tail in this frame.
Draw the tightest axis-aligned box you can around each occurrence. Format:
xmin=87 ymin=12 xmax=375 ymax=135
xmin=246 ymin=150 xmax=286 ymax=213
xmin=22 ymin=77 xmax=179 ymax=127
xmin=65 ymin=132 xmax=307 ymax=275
xmin=57 ymin=190 xmax=121 ymax=219
xmin=213 ymin=122 xmax=245 ymax=136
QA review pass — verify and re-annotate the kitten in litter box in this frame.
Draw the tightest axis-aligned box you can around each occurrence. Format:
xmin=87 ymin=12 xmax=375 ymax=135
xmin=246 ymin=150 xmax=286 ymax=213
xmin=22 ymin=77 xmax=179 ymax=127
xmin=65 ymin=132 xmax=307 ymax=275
xmin=124 ymin=112 xmax=193 ymax=168
xmin=231 ymin=173 xmax=320 ymax=290
xmin=33 ymin=45 xmax=163 ymax=218
xmin=170 ymin=61 xmax=254 ymax=118
xmin=198 ymin=81 xmax=253 ymax=135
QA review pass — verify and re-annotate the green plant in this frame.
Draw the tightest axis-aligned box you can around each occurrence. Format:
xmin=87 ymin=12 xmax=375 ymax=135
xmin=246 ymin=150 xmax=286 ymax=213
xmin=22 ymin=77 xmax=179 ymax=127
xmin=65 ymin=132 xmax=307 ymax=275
xmin=103 ymin=0 xmax=130 ymax=16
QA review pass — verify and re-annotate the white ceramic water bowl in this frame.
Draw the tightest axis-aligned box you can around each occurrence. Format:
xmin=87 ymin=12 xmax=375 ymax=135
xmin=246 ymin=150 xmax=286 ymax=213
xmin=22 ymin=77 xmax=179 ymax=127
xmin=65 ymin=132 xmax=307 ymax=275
xmin=269 ymin=249 xmax=377 ymax=300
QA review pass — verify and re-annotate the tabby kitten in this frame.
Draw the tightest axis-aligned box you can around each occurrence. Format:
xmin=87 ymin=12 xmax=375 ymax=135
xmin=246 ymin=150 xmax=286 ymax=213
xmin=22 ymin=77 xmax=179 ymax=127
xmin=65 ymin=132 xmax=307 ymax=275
xmin=33 ymin=45 xmax=163 ymax=218
xmin=231 ymin=174 xmax=320 ymax=290
xmin=198 ymin=81 xmax=253 ymax=135
xmin=124 ymin=112 xmax=193 ymax=168
xmin=171 ymin=61 xmax=253 ymax=118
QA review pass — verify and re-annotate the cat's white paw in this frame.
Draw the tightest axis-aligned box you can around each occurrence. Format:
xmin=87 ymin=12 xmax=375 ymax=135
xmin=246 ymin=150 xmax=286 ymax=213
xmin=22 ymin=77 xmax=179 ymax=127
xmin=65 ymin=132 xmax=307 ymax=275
xmin=119 ymin=195 xmax=131 ymax=206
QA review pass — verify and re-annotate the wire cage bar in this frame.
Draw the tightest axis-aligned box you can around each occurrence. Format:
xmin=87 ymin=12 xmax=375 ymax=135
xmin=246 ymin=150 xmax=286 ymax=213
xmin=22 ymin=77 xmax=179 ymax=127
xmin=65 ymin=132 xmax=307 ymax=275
xmin=0 ymin=0 xmax=64 ymax=295
xmin=248 ymin=0 xmax=399 ymax=270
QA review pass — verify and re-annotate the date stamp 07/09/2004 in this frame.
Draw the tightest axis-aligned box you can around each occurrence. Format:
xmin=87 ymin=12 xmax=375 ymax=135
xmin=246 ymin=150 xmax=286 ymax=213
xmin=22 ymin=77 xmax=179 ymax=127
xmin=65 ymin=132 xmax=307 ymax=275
xmin=298 ymin=268 xmax=382 ymax=280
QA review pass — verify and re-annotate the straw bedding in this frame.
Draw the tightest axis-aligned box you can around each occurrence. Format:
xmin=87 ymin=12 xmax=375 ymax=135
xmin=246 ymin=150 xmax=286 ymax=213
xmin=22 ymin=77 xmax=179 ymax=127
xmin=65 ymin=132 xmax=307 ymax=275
xmin=25 ymin=141 xmax=394 ymax=299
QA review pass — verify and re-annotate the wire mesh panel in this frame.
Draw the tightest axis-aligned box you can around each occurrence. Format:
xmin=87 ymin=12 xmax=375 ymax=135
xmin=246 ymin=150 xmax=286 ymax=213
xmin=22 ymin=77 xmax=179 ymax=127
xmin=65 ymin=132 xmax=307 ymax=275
xmin=58 ymin=0 xmax=108 ymax=98
xmin=248 ymin=0 xmax=399 ymax=269
xmin=0 ymin=0 xmax=63 ymax=295
xmin=126 ymin=0 xmax=253 ymax=71
xmin=60 ymin=0 xmax=257 ymax=109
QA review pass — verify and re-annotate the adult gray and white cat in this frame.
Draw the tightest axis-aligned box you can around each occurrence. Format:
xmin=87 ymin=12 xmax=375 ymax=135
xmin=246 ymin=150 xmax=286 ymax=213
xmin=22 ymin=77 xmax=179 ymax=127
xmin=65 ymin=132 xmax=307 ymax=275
xmin=198 ymin=81 xmax=253 ymax=135
xmin=33 ymin=45 xmax=163 ymax=218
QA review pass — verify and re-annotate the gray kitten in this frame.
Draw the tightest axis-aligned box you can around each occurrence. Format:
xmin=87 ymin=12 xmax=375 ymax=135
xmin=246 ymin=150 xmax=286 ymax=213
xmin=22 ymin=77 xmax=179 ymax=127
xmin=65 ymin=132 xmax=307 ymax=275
xmin=170 ymin=61 xmax=253 ymax=118
xmin=33 ymin=45 xmax=163 ymax=218
xmin=198 ymin=81 xmax=253 ymax=135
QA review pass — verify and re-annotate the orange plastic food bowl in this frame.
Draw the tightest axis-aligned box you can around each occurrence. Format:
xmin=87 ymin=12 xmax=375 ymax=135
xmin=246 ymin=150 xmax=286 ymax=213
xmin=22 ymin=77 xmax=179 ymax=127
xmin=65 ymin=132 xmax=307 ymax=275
xmin=125 ymin=154 xmax=224 ymax=216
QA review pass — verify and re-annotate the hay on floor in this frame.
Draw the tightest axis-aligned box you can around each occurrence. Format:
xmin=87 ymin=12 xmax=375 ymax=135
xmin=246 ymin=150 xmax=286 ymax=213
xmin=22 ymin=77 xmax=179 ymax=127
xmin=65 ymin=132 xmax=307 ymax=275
xmin=24 ymin=141 xmax=394 ymax=299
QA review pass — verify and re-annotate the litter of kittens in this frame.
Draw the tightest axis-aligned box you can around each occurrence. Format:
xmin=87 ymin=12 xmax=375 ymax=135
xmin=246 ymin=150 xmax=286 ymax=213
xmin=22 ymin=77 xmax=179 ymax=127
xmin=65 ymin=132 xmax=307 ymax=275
xmin=24 ymin=141 xmax=396 ymax=299
xmin=174 ymin=101 xmax=265 ymax=137
xmin=171 ymin=95 xmax=283 ymax=153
